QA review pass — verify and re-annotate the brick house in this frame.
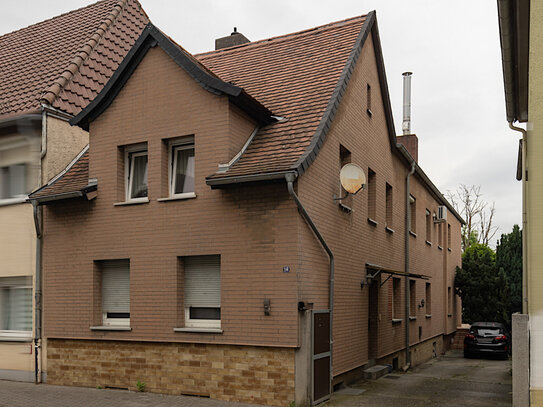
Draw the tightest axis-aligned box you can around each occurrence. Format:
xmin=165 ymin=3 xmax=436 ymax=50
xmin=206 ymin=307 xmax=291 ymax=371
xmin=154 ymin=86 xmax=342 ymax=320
xmin=29 ymin=11 xmax=463 ymax=406
xmin=0 ymin=0 xmax=147 ymax=382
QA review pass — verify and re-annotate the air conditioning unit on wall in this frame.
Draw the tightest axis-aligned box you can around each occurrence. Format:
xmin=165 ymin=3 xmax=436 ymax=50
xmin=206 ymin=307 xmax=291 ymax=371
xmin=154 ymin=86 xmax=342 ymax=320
xmin=435 ymin=206 xmax=447 ymax=223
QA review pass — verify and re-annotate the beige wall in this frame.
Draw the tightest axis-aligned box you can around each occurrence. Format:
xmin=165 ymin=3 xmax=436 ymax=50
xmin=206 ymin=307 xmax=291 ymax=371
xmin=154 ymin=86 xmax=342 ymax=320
xmin=42 ymin=116 xmax=89 ymax=184
xmin=0 ymin=203 xmax=36 ymax=277
xmin=528 ymin=0 xmax=543 ymax=402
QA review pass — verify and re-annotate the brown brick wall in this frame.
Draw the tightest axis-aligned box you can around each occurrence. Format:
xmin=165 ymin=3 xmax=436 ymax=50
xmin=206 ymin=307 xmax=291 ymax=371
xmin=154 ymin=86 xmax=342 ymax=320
xmin=296 ymin=35 xmax=462 ymax=376
xmin=47 ymin=339 xmax=294 ymax=406
xmin=42 ymin=47 xmax=302 ymax=347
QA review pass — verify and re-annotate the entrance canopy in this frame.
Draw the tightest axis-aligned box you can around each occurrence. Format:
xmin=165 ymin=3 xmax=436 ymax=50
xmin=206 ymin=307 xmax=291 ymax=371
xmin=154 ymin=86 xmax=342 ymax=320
xmin=365 ymin=263 xmax=430 ymax=287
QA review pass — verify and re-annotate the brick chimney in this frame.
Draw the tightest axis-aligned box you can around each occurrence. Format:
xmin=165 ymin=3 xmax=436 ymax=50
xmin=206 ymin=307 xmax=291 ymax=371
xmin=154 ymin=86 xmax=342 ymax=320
xmin=215 ymin=27 xmax=250 ymax=50
xmin=397 ymin=134 xmax=419 ymax=161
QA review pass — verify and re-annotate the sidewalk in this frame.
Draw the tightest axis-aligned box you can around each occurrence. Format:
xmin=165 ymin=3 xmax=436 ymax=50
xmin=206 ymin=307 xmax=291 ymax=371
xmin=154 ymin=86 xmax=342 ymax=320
xmin=0 ymin=380 xmax=262 ymax=407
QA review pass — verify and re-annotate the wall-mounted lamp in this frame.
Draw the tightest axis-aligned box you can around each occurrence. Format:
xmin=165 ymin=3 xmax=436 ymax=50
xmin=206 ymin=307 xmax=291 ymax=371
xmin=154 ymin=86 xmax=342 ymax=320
xmin=297 ymin=301 xmax=314 ymax=312
xmin=264 ymin=299 xmax=271 ymax=315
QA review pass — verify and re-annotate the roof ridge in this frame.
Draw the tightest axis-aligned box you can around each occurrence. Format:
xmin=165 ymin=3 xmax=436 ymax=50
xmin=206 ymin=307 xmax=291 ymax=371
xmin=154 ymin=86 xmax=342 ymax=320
xmin=40 ymin=0 xmax=130 ymax=108
xmin=195 ymin=14 xmax=368 ymax=58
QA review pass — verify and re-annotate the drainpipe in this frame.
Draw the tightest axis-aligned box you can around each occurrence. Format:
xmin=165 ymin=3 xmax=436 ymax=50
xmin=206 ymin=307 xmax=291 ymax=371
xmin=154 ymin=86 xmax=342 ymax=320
xmin=32 ymin=200 xmax=42 ymax=384
xmin=405 ymin=162 xmax=416 ymax=368
xmin=509 ymin=121 xmax=528 ymax=314
xmin=285 ymin=172 xmax=334 ymax=392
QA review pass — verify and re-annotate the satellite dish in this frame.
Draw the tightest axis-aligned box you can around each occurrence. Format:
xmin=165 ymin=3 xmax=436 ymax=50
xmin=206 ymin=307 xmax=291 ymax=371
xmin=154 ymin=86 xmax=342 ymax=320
xmin=340 ymin=164 xmax=366 ymax=195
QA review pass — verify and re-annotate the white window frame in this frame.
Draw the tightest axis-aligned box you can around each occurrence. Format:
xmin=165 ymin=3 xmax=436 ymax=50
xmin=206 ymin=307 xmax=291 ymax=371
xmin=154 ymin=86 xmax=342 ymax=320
xmin=184 ymin=308 xmax=221 ymax=329
xmin=183 ymin=255 xmax=220 ymax=329
xmin=0 ymin=279 xmax=32 ymax=340
xmin=103 ymin=313 xmax=130 ymax=327
xmin=125 ymin=146 xmax=148 ymax=202
xmin=169 ymin=139 xmax=195 ymax=199
xmin=100 ymin=260 xmax=130 ymax=327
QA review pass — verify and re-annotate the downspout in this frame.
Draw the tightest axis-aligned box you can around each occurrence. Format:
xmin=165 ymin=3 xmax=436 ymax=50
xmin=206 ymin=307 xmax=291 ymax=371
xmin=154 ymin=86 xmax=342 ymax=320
xmin=405 ymin=161 xmax=416 ymax=368
xmin=285 ymin=172 xmax=334 ymax=394
xmin=32 ymin=109 xmax=46 ymax=384
xmin=509 ymin=121 xmax=528 ymax=314
xmin=32 ymin=201 xmax=42 ymax=384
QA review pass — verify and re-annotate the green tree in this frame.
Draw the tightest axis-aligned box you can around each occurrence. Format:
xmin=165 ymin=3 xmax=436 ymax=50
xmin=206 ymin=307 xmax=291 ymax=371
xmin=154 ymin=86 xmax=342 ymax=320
xmin=496 ymin=225 xmax=522 ymax=316
xmin=454 ymin=243 xmax=509 ymax=326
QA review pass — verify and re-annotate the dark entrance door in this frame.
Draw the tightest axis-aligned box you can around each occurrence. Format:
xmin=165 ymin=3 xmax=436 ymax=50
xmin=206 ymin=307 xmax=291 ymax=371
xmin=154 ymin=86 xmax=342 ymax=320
xmin=312 ymin=310 xmax=331 ymax=404
xmin=368 ymin=280 xmax=379 ymax=359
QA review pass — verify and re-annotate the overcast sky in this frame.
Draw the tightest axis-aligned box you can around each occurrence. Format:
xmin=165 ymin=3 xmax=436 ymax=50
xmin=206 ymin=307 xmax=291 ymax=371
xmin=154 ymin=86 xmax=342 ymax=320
xmin=1 ymin=0 xmax=521 ymax=243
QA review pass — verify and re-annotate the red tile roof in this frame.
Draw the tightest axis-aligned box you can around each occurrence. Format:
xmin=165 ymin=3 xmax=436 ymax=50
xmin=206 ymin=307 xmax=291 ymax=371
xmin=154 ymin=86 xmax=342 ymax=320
xmin=0 ymin=0 xmax=148 ymax=119
xmin=196 ymin=15 xmax=368 ymax=180
xmin=30 ymin=147 xmax=90 ymax=200
xmin=31 ymin=14 xmax=371 ymax=199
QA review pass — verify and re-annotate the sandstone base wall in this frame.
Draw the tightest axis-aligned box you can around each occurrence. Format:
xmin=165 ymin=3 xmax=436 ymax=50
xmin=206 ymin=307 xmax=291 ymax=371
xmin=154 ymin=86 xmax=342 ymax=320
xmin=47 ymin=339 xmax=294 ymax=406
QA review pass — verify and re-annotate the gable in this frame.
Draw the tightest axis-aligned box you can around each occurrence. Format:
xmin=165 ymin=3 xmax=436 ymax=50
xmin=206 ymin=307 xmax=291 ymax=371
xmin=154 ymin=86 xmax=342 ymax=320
xmin=71 ymin=24 xmax=274 ymax=130
xmin=92 ymin=46 xmax=228 ymax=132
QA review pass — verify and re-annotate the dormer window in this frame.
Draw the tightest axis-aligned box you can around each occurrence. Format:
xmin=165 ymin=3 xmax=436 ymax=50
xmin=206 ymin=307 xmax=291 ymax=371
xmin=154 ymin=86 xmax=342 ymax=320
xmin=169 ymin=138 xmax=195 ymax=198
xmin=125 ymin=145 xmax=148 ymax=201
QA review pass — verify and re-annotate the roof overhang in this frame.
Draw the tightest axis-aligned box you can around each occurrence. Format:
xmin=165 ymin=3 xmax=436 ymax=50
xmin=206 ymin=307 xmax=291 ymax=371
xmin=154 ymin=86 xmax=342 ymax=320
xmin=497 ymin=0 xmax=530 ymax=123
xmin=28 ymin=184 xmax=97 ymax=205
xmin=206 ymin=170 xmax=297 ymax=189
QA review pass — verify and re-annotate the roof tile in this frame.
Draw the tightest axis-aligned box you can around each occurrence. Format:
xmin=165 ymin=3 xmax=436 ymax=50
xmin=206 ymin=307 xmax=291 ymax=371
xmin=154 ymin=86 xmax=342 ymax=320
xmin=0 ymin=0 xmax=148 ymax=118
xmin=195 ymin=15 xmax=366 ymax=179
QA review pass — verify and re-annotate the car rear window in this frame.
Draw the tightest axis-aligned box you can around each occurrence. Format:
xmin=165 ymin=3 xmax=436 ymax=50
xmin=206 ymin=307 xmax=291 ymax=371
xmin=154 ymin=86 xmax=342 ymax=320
xmin=474 ymin=328 xmax=501 ymax=337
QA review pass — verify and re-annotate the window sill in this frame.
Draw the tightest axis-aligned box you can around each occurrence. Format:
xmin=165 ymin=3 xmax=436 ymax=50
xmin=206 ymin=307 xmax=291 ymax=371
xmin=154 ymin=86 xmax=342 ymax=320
xmin=409 ymin=316 xmax=417 ymax=321
xmin=409 ymin=230 xmax=417 ymax=237
xmin=0 ymin=334 xmax=32 ymax=342
xmin=0 ymin=196 xmax=28 ymax=207
xmin=438 ymin=246 xmax=443 ymax=251
xmin=447 ymin=248 xmax=452 ymax=252
xmin=367 ymin=218 xmax=378 ymax=226
xmin=90 ymin=326 xmax=132 ymax=331
xmin=113 ymin=198 xmax=149 ymax=206
xmin=174 ymin=327 xmax=223 ymax=334
xmin=158 ymin=192 xmax=196 ymax=202
xmin=425 ymin=314 xmax=432 ymax=319
xmin=367 ymin=109 xmax=373 ymax=117
xmin=392 ymin=318 xmax=402 ymax=324
xmin=425 ymin=240 xmax=432 ymax=246
xmin=338 ymin=203 xmax=353 ymax=213
xmin=385 ymin=226 xmax=395 ymax=234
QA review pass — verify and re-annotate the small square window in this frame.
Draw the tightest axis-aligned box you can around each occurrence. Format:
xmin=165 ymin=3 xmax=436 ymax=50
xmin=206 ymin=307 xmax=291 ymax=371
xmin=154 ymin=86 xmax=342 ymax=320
xmin=170 ymin=142 xmax=195 ymax=197
xmin=126 ymin=149 xmax=148 ymax=201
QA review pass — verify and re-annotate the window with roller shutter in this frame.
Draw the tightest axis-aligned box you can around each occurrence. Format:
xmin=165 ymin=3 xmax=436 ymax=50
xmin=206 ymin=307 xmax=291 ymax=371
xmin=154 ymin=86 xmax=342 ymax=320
xmin=183 ymin=255 xmax=220 ymax=328
xmin=100 ymin=260 xmax=130 ymax=326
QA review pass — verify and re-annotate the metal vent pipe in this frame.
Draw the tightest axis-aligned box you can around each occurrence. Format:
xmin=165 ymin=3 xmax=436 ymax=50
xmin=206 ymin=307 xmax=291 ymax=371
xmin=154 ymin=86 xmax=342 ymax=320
xmin=402 ymin=72 xmax=413 ymax=135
